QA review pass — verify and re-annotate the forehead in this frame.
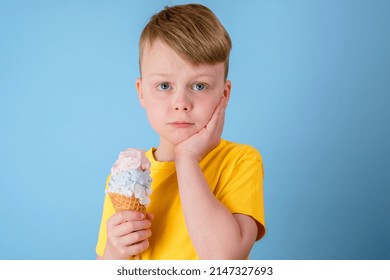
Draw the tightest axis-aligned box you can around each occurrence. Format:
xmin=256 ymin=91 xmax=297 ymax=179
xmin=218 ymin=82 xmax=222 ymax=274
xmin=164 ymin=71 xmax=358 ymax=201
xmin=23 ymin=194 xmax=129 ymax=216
xmin=140 ymin=39 xmax=225 ymax=79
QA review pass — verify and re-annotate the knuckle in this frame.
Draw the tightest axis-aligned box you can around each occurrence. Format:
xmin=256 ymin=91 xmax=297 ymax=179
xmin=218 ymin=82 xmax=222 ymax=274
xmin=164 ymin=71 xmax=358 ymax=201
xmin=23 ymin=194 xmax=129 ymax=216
xmin=125 ymin=222 xmax=135 ymax=232
xmin=118 ymin=248 xmax=128 ymax=257
xmin=106 ymin=229 xmax=116 ymax=241
xmin=132 ymin=231 xmax=143 ymax=242
xmin=106 ymin=216 xmax=114 ymax=228
xmin=110 ymin=238 xmax=120 ymax=248
xmin=117 ymin=211 xmax=125 ymax=221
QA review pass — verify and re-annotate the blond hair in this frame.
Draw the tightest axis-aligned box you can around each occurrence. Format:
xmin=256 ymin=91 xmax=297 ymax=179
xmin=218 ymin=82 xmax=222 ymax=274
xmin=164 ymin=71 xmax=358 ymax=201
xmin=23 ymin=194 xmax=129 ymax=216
xmin=139 ymin=4 xmax=232 ymax=79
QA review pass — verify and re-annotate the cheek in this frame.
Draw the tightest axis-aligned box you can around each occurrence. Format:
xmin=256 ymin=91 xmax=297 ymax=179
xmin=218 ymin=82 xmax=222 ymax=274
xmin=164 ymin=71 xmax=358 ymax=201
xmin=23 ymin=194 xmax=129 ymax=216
xmin=145 ymin=106 xmax=161 ymax=124
xmin=198 ymin=98 xmax=220 ymax=123
xmin=144 ymin=101 xmax=166 ymax=130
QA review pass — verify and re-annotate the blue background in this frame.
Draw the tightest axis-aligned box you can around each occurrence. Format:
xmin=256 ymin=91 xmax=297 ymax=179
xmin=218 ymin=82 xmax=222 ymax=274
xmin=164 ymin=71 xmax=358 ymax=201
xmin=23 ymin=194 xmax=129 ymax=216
xmin=1 ymin=0 xmax=389 ymax=259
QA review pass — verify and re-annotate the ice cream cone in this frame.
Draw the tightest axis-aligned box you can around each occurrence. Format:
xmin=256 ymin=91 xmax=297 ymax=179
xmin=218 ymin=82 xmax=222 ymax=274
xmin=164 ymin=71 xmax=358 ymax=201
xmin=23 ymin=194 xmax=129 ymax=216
xmin=107 ymin=149 xmax=152 ymax=260
xmin=109 ymin=193 xmax=146 ymax=213
xmin=109 ymin=193 xmax=147 ymax=260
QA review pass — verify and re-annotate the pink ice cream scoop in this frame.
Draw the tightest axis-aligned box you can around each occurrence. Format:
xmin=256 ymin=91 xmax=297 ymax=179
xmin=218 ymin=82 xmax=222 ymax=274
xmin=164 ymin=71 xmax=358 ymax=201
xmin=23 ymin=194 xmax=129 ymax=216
xmin=111 ymin=148 xmax=151 ymax=174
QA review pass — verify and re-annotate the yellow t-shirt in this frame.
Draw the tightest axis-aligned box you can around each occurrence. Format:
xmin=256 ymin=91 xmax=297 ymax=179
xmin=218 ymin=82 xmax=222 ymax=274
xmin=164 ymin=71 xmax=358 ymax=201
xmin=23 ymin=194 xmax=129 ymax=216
xmin=96 ymin=139 xmax=265 ymax=259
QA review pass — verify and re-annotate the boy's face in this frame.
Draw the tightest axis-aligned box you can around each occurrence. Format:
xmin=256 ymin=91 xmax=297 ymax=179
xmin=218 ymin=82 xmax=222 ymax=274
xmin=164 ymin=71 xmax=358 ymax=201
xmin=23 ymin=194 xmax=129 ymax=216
xmin=136 ymin=39 xmax=231 ymax=146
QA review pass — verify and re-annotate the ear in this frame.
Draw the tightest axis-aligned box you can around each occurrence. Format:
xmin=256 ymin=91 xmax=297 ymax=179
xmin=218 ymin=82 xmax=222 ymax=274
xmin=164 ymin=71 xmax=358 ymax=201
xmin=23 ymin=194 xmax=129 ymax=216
xmin=135 ymin=77 xmax=145 ymax=108
xmin=223 ymin=80 xmax=232 ymax=104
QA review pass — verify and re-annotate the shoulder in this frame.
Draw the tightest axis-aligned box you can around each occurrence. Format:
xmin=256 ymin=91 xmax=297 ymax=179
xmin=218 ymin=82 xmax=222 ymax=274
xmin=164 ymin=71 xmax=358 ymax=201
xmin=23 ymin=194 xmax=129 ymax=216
xmin=201 ymin=139 xmax=263 ymax=175
xmin=214 ymin=139 xmax=262 ymax=163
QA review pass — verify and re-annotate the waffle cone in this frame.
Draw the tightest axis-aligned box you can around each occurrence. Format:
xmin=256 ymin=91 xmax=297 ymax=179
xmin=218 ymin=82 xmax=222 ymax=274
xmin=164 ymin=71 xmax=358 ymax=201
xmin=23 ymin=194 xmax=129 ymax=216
xmin=109 ymin=193 xmax=146 ymax=213
xmin=108 ymin=193 xmax=146 ymax=260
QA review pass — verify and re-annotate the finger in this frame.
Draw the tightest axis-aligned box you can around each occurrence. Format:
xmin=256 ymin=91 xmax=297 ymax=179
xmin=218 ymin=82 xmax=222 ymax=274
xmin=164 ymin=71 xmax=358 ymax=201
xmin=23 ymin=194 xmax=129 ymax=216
xmin=111 ymin=237 xmax=150 ymax=258
xmin=121 ymin=228 xmax=152 ymax=247
xmin=206 ymin=96 xmax=226 ymax=133
xmin=128 ymin=239 xmax=150 ymax=256
xmin=146 ymin=212 xmax=154 ymax=220
xmin=119 ymin=210 xmax=146 ymax=222
xmin=111 ymin=219 xmax=151 ymax=237
xmin=205 ymin=98 xmax=223 ymax=130
xmin=107 ymin=211 xmax=145 ymax=228
xmin=216 ymin=96 xmax=227 ymax=132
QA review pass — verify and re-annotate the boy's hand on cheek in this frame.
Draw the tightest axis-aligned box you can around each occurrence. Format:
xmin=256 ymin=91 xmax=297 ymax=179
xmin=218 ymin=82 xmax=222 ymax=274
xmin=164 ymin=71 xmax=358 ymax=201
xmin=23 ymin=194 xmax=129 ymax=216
xmin=175 ymin=96 xmax=228 ymax=162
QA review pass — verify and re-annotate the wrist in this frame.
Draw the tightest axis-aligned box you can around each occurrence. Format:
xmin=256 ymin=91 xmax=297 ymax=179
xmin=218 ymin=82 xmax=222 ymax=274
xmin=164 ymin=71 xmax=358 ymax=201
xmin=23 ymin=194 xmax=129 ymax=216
xmin=175 ymin=151 xmax=200 ymax=164
xmin=174 ymin=146 xmax=201 ymax=163
xmin=103 ymin=244 xmax=127 ymax=260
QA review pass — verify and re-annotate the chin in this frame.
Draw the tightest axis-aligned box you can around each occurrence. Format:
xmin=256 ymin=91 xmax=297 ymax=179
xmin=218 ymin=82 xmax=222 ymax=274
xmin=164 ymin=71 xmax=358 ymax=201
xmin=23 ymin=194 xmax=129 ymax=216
xmin=165 ymin=131 xmax=196 ymax=146
xmin=169 ymin=136 xmax=191 ymax=146
xmin=155 ymin=124 xmax=202 ymax=146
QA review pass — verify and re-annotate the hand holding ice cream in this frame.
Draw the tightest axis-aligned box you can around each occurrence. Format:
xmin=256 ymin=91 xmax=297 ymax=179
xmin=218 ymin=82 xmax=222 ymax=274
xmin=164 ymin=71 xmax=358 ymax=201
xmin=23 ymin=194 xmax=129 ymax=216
xmin=104 ymin=148 xmax=153 ymax=260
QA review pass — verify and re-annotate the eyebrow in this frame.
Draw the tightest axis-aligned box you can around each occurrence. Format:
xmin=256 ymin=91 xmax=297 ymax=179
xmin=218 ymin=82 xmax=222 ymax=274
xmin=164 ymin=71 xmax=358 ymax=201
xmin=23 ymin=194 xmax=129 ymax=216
xmin=148 ymin=73 xmax=216 ymax=80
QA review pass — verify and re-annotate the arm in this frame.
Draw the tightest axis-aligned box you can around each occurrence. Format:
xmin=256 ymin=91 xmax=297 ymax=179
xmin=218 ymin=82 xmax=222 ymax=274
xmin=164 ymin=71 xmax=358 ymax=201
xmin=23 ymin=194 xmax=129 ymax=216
xmin=175 ymin=155 xmax=258 ymax=259
xmin=174 ymin=96 xmax=258 ymax=259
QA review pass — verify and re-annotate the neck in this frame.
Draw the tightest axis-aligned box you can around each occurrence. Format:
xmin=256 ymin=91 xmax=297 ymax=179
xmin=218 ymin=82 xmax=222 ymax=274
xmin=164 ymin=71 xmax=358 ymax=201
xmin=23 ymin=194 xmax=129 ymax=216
xmin=154 ymin=138 xmax=176 ymax=162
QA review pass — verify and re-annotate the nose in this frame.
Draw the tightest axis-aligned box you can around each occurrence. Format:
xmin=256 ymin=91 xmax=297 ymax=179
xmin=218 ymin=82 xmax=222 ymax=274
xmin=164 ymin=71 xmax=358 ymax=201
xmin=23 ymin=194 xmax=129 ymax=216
xmin=173 ymin=90 xmax=192 ymax=112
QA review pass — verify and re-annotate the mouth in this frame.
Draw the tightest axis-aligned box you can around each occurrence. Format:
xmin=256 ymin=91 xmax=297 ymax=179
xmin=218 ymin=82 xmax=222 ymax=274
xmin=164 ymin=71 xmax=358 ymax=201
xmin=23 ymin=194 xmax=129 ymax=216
xmin=168 ymin=121 xmax=195 ymax=128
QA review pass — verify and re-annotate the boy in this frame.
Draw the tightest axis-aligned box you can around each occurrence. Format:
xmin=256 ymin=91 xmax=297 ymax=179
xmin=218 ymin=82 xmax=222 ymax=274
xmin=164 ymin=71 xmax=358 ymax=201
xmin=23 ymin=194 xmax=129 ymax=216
xmin=96 ymin=4 xmax=265 ymax=260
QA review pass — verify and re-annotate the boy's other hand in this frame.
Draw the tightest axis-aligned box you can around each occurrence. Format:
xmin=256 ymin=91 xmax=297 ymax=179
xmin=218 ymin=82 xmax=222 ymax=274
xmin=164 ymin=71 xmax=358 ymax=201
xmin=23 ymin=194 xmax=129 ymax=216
xmin=175 ymin=95 xmax=228 ymax=162
xmin=103 ymin=211 xmax=152 ymax=260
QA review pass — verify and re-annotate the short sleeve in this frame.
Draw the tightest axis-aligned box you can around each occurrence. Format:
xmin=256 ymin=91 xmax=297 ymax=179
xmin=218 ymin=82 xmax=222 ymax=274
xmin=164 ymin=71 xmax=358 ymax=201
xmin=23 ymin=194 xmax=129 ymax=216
xmin=217 ymin=148 xmax=265 ymax=240
xmin=95 ymin=175 xmax=115 ymax=256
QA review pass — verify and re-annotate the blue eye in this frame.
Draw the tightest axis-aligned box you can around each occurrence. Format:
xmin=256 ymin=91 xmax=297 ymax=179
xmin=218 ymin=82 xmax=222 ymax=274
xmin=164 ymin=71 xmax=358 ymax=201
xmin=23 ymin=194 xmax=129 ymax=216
xmin=158 ymin=82 xmax=171 ymax=91
xmin=192 ymin=83 xmax=206 ymax=91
